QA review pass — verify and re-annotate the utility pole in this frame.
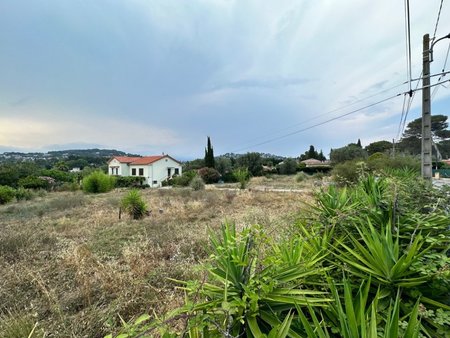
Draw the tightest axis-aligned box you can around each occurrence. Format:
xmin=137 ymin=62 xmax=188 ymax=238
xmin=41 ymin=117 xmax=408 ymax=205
xmin=392 ymin=138 xmax=395 ymax=157
xmin=422 ymin=34 xmax=432 ymax=182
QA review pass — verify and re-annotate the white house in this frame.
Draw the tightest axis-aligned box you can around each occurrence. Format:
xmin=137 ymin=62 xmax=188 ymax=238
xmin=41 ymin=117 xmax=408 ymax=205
xmin=108 ymin=155 xmax=182 ymax=187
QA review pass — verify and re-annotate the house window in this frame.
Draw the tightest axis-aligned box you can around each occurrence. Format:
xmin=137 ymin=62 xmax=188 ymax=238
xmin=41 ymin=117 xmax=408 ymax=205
xmin=139 ymin=168 xmax=144 ymax=176
xmin=153 ymin=180 xmax=157 ymax=185
xmin=174 ymin=168 xmax=179 ymax=175
xmin=132 ymin=168 xmax=136 ymax=176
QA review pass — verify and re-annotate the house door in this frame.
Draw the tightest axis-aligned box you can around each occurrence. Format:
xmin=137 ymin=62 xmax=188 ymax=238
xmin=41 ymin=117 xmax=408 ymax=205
xmin=167 ymin=168 xmax=171 ymax=178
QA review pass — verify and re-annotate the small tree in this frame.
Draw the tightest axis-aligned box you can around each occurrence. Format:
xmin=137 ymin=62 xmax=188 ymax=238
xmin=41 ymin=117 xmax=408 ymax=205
xmin=233 ymin=168 xmax=250 ymax=189
xmin=198 ymin=167 xmax=221 ymax=184
xmin=121 ymin=189 xmax=148 ymax=219
xmin=330 ymin=144 xmax=368 ymax=164
xmin=278 ymin=158 xmax=298 ymax=175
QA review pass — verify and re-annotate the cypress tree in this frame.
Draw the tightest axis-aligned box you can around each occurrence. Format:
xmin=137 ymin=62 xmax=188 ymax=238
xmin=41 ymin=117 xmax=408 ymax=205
xmin=204 ymin=136 xmax=215 ymax=168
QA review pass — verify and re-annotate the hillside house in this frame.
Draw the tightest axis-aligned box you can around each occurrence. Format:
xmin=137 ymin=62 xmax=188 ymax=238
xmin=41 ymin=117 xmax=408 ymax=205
xmin=108 ymin=155 xmax=182 ymax=187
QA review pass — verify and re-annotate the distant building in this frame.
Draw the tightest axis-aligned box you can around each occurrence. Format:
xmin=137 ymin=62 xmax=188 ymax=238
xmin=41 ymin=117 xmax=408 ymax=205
xmin=108 ymin=155 xmax=182 ymax=187
xmin=301 ymin=158 xmax=331 ymax=168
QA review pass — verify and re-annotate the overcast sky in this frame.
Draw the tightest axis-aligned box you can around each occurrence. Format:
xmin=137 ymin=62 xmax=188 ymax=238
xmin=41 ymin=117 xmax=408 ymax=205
xmin=1 ymin=0 xmax=449 ymax=159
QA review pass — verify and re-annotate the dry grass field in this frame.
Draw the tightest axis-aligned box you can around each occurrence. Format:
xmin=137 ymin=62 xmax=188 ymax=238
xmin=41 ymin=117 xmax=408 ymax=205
xmin=0 ymin=176 xmax=316 ymax=337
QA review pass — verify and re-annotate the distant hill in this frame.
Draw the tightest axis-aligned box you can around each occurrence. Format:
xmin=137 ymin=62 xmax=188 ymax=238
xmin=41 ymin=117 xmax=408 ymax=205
xmin=47 ymin=148 xmax=140 ymax=158
xmin=0 ymin=148 xmax=141 ymax=164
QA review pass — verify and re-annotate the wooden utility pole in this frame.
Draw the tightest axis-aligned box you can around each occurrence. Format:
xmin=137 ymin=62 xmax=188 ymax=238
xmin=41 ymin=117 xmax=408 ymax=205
xmin=422 ymin=34 xmax=432 ymax=182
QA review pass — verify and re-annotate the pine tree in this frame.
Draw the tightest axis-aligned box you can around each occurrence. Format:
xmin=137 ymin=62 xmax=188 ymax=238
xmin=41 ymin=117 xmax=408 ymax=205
xmin=204 ymin=136 xmax=215 ymax=168
xmin=357 ymin=139 xmax=362 ymax=148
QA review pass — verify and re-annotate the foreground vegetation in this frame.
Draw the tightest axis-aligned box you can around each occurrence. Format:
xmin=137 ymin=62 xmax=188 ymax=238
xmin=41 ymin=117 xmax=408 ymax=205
xmin=111 ymin=170 xmax=450 ymax=337
xmin=0 ymin=177 xmax=314 ymax=337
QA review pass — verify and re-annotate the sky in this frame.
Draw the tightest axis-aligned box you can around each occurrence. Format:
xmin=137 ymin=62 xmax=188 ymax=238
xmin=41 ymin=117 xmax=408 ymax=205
xmin=0 ymin=0 xmax=449 ymax=160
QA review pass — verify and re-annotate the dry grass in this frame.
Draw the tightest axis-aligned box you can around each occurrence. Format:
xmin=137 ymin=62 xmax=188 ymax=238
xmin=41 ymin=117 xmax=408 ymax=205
xmin=0 ymin=184 xmax=314 ymax=337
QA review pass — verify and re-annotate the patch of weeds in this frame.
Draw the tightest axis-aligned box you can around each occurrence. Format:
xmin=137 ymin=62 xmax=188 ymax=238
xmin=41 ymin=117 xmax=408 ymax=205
xmin=89 ymin=223 xmax=146 ymax=258
xmin=0 ymin=231 xmax=31 ymax=262
xmin=0 ymin=310 xmax=41 ymax=338
xmin=46 ymin=193 xmax=86 ymax=211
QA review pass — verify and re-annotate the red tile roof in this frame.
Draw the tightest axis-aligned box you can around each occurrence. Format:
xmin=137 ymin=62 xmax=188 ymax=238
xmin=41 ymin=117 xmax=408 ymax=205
xmin=111 ymin=156 xmax=165 ymax=165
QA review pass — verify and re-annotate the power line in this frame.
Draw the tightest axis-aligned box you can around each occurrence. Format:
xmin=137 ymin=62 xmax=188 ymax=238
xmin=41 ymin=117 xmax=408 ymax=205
xmin=231 ymin=94 xmax=402 ymax=153
xmin=230 ymin=79 xmax=450 ymax=153
xmin=404 ymin=0 xmax=413 ymax=92
xmin=431 ymin=41 xmax=450 ymax=99
xmin=229 ymin=81 xmax=407 ymax=150
xmin=397 ymin=71 xmax=421 ymax=140
xmin=431 ymin=0 xmax=444 ymax=43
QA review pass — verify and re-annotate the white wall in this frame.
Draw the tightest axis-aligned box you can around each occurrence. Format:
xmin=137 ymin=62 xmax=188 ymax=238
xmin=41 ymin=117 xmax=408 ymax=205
xmin=109 ymin=156 xmax=182 ymax=187
xmin=146 ymin=157 xmax=182 ymax=187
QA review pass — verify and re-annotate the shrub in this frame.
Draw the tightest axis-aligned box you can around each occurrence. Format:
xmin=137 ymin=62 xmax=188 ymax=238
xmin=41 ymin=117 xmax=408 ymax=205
xmin=18 ymin=176 xmax=50 ymax=190
xmin=14 ymin=187 xmax=34 ymax=201
xmin=55 ymin=181 xmax=80 ymax=192
xmin=115 ymin=176 xmax=145 ymax=188
xmin=169 ymin=170 xmax=197 ymax=187
xmin=277 ymin=158 xmax=298 ymax=175
xmin=82 ymin=171 xmax=115 ymax=193
xmin=0 ymin=185 xmax=16 ymax=204
xmin=331 ymin=160 xmax=364 ymax=185
xmin=296 ymin=172 xmax=310 ymax=182
xmin=40 ymin=169 xmax=74 ymax=183
xmin=197 ymin=167 xmax=221 ymax=184
xmin=233 ymin=168 xmax=250 ymax=189
xmin=121 ymin=189 xmax=148 ymax=220
xmin=189 ymin=176 xmax=205 ymax=191
xmin=367 ymin=154 xmax=420 ymax=172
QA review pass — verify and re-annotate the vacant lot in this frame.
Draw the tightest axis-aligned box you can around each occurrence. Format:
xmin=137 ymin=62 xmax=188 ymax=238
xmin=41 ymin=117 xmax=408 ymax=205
xmin=0 ymin=176 xmax=315 ymax=337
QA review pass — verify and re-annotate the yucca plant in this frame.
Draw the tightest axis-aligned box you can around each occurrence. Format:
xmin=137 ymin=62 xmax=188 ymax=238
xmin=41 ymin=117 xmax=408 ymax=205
xmin=298 ymin=278 xmax=421 ymax=338
xmin=171 ymin=223 xmax=331 ymax=337
xmin=311 ymin=185 xmax=360 ymax=223
xmin=121 ymin=189 xmax=148 ymax=220
xmin=333 ymin=220 xmax=428 ymax=288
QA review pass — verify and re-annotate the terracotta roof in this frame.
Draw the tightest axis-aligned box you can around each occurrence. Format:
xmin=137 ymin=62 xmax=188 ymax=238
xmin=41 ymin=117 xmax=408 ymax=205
xmin=110 ymin=156 xmax=165 ymax=165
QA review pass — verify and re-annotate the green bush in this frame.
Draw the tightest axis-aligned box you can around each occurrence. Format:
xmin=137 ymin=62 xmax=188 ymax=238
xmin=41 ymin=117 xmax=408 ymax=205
xmin=55 ymin=181 xmax=80 ymax=192
xmin=367 ymin=154 xmax=420 ymax=172
xmin=115 ymin=176 xmax=145 ymax=188
xmin=14 ymin=187 xmax=34 ymax=201
xmin=82 ymin=171 xmax=115 ymax=193
xmin=189 ymin=176 xmax=205 ymax=191
xmin=18 ymin=176 xmax=50 ymax=190
xmin=121 ymin=189 xmax=148 ymax=220
xmin=197 ymin=167 xmax=221 ymax=184
xmin=169 ymin=170 xmax=197 ymax=187
xmin=40 ymin=169 xmax=74 ymax=183
xmin=331 ymin=160 xmax=364 ymax=185
xmin=277 ymin=158 xmax=298 ymax=175
xmin=233 ymin=168 xmax=250 ymax=189
xmin=0 ymin=185 xmax=16 ymax=204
